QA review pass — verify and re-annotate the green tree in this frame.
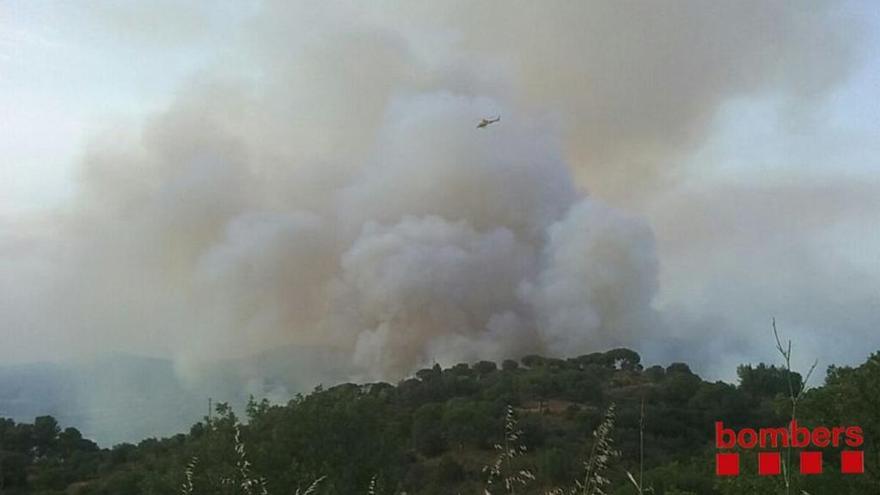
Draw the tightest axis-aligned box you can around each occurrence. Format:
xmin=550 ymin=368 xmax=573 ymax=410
xmin=32 ymin=415 xmax=60 ymax=456
xmin=737 ymin=363 xmax=802 ymax=399
xmin=0 ymin=450 xmax=29 ymax=490
xmin=413 ymin=404 xmax=446 ymax=457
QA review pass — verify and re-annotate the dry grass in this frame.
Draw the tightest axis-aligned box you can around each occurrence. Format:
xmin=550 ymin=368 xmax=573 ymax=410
xmin=483 ymin=405 xmax=535 ymax=494
xmin=181 ymin=403 xmax=626 ymax=495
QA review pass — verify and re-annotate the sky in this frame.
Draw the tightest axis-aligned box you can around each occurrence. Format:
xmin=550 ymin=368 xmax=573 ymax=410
xmin=2 ymin=0 xmax=880 ymax=386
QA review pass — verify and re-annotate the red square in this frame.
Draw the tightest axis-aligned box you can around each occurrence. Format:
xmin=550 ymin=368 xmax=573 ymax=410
xmin=758 ymin=451 xmax=781 ymax=476
xmin=716 ymin=453 xmax=740 ymax=476
xmin=841 ymin=451 xmax=864 ymax=474
xmin=800 ymin=451 xmax=823 ymax=475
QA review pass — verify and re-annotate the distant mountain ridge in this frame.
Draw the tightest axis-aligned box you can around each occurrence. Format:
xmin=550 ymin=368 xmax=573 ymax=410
xmin=0 ymin=346 xmax=348 ymax=446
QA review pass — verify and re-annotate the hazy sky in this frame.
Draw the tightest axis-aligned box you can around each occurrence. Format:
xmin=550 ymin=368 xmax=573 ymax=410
xmin=2 ymin=1 xmax=880 ymax=382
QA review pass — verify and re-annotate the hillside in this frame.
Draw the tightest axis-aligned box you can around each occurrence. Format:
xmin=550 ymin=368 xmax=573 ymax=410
xmin=1 ymin=349 xmax=878 ymax=494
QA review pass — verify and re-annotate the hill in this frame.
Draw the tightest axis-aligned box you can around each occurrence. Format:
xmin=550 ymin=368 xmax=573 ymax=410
xmin=1 ymin=348 xmax=878 ymax=494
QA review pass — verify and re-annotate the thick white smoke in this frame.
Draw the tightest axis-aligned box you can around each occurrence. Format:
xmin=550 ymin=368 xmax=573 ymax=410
xmin=1 ymin=1 xmax=869 ymax=422
xmin=0 ymin=64 xmax=661 ymax=386
xmin=63 ymin=88 xmax=659 ymax=380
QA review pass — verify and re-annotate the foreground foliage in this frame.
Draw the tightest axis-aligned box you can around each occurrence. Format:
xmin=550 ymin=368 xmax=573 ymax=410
xmin=2 ymin=349 xmax=879 ymax=494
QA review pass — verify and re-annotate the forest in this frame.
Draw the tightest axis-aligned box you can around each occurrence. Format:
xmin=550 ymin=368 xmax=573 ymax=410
xmin=1 ymin=348 xmax=878 ymax=494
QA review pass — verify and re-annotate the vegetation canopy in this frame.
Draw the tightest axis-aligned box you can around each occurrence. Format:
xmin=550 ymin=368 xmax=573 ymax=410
xmin=2 ymin=348 xmax=879 ymax=494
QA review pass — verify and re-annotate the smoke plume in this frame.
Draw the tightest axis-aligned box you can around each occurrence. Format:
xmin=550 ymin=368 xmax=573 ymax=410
xmin=1 ymin=1 xmax=873 ymax=442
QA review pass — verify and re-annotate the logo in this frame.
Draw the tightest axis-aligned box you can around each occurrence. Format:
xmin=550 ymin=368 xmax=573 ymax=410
xmin=715 ymin=421 xmax=865 ymax=476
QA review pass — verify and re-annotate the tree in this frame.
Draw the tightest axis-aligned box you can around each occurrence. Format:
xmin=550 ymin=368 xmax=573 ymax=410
xmin=643 ymin=365 xmax=665 ymax=382
xmin=443 ymin=399 xmax=495 ymax=449
xmin=523 ymin=369 xmax=560 ymax=413
xmin=58 ymin=427 xmax=98 ymax=457
xmin=448 ymin=363 xmax=473 ymax=377
xmin=501 ymin=359 xmax=519 ymax=371
xmin=570 ymin=353 xmax=606 ymax=369
xmin=473 ymin=360 xmax=498 ymax=376
xmin=33 ymin=415 xmax=60 ymax=456
xmin=604 ymin=348 xmax=642 ymax=371
xmin=521 ymin=355 xmax=546 ymax=368
xmin=737 ymin=363 xmax=802 ymax=399
xmin=665 ymin=362 xmax=693 ymax=375
xmin=805 ymin=351 xmax=880 ymax=485
xmin=412 ymin=404 xmax=446 ymax=457
xmin=416 ymin=364 xmax=443 ymax=382
xmin=0 ymin=450 xmax=29 ymax=490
